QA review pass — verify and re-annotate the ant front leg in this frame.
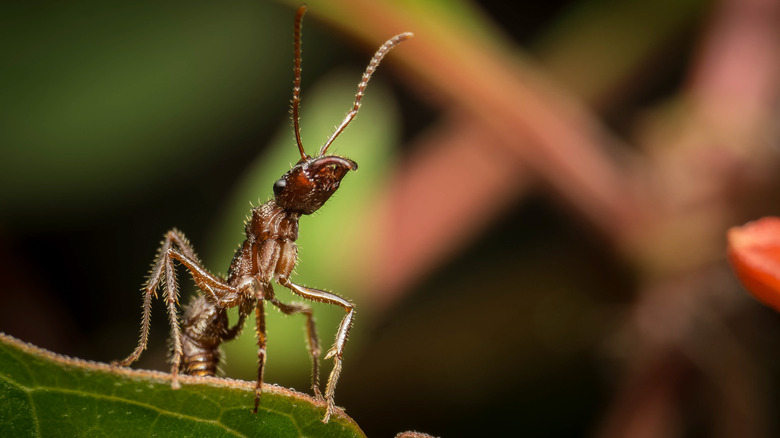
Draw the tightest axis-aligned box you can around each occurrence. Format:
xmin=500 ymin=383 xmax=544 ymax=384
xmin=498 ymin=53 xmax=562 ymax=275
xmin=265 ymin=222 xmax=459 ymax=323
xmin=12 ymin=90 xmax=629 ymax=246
xmin=278 ymin=277 xmax=354 ymax=423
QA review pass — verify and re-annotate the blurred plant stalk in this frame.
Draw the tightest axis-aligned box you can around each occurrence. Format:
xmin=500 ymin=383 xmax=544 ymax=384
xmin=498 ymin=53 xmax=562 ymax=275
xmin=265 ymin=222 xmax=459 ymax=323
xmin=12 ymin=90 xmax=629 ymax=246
xmin=292 ymin=0 xmax=777 ymax=306
xmin=288 ymin=0 xmax=780 ymax=435
xmin=298 ymin=0 xmax=637 ymax=307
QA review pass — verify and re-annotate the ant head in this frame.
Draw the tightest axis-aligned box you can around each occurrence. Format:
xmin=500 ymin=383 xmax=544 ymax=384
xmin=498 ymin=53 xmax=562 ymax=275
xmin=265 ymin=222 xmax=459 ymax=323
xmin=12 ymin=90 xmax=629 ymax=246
xmin=273 ymin=155 xmax=357 ymax=215
xmin=275 ymin=6 xmax=410 ymax=215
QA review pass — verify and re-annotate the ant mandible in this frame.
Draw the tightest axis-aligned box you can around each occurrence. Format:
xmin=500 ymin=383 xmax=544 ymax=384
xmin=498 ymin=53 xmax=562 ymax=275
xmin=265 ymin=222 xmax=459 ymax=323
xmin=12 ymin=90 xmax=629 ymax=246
xmin=112 ymin=5 xmax=412 ymax=423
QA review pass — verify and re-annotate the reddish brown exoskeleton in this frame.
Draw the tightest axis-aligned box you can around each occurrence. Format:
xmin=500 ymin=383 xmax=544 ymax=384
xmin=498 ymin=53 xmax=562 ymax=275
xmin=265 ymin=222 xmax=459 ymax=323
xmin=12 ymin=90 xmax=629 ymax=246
xmin=112 ymin=5 xmax=412 ymax=423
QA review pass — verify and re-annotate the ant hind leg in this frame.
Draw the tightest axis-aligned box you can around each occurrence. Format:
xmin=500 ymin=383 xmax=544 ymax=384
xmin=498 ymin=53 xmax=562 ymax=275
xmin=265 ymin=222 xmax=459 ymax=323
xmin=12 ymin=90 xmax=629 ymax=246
xmin=113 ymin=229 xmax=236 ymax=391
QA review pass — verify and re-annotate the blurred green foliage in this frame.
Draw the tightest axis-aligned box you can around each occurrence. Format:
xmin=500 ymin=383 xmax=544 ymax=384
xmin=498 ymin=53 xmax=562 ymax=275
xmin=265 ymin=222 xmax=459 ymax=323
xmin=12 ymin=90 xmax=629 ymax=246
xmin=0 ymin=1 xmax=290 ymax=215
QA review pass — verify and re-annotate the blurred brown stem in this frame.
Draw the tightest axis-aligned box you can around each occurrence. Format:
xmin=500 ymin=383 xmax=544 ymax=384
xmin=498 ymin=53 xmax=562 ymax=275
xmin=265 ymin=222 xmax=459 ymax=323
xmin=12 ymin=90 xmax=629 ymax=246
xmin=292 ymin=0 xmax=780 ymax=435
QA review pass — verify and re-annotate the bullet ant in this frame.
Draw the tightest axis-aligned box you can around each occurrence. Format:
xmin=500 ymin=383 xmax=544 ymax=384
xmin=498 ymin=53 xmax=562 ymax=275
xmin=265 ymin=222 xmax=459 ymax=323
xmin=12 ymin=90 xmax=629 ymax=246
xmin=112 ymin=5 xmax=412 ymax=423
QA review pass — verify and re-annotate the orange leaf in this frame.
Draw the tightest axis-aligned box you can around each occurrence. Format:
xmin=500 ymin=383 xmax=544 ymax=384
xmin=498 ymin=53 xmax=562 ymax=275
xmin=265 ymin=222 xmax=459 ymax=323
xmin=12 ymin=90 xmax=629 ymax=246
xmin=727 ymin=217 xmax=780 ymax=312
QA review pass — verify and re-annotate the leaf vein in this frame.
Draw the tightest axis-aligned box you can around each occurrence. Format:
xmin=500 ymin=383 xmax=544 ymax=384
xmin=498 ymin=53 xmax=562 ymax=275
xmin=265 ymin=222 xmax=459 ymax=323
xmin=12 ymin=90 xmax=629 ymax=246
xmin=28 ymin=386 xmax=246 ymax=438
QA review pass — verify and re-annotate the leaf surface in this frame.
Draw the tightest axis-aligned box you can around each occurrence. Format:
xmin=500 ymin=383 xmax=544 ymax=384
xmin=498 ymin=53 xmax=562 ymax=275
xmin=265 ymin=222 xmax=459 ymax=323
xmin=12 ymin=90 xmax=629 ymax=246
xmin=0 ymin=333 xmax=365 ymax=438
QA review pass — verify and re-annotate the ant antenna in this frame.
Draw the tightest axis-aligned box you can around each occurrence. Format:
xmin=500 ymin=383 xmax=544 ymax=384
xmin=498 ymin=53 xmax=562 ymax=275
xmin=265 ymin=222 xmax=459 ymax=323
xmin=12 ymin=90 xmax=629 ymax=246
xmin=291 ymin=5 xmax=307 ymax=160
xmin=317 ymin=31 xmax=414 ymax=157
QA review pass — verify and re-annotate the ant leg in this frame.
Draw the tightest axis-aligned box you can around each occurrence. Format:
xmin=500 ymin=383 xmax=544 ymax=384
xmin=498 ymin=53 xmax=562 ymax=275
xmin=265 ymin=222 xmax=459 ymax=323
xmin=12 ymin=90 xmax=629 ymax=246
xmin=163 ymin=247 xmax=244 ymax=387
xmin=279 ymin=278 xmax=354 ymax=423
xmin=223 ymin=311 xmax=248 ymax=341
xmin=167 ymin=248 xmax=242 ymax=307
xmin=252 ymin=300 xmax=268 ymax=413
xmin=112 ymin=230 xmax=182 ymax=368
xmin=163 ymin=228 xmax=200 ymax=261
xmin=113 ymin=230 xmax=186 ymax=387
xmin=112 ymin=281 xmax=154 ymax=368
xmin=113 ymin=229 xmax=239 ymax=387
xmin=266 ymin=284 xmax=322 ymax=399
xmin=163 ymin=253 xmax=183 ymax=388
xmin=223 ymin=276 xmax=262 ymax=341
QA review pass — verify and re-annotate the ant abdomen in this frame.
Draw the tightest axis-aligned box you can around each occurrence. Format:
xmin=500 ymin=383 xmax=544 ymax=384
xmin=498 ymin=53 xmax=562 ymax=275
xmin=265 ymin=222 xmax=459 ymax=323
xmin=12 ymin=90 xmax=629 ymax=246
xmin=179 ymin=296 xmax=233 ymax=376
xmin=180 ymin=351 xmax=219 ymax=377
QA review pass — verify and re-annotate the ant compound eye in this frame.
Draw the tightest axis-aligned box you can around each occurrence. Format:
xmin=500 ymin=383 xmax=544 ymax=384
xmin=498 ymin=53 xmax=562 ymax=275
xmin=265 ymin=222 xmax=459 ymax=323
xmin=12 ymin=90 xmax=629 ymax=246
xmin=272 ymin=179 xmax=286 ymax=196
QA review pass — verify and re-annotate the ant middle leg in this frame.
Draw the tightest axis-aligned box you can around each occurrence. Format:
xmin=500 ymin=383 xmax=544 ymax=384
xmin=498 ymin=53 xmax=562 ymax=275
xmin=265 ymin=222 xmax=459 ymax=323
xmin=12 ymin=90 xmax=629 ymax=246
xmin=278 ymin=278 xmax=354 ymax=422
xmin=265 ymin=284 xmax=322 ymax=399
xmin=252 ymin=299 xmax=268 ymax=414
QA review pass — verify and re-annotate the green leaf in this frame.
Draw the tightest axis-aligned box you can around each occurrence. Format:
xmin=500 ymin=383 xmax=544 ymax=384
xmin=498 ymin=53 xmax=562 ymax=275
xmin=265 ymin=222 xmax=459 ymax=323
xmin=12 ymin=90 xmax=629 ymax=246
xmin=0 ymin=333 xmax=365 ymax=437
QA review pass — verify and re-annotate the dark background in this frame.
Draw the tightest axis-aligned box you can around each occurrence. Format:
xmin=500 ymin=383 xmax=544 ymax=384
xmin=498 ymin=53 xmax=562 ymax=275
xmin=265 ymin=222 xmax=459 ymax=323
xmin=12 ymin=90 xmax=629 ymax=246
xmin=2 ymin=0 xmax=780 ymax=437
